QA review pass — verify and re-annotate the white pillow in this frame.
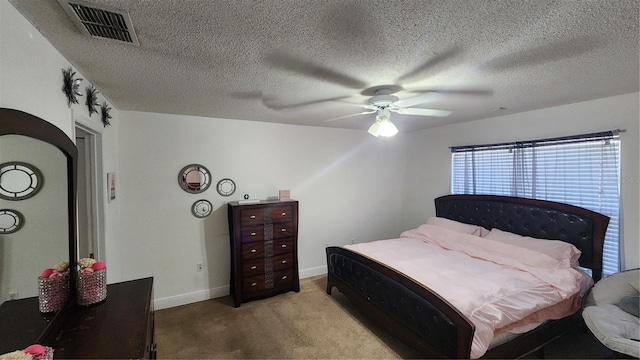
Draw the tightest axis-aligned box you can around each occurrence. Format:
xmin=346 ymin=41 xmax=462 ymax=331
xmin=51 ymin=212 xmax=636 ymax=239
xmin=426 ymin=217 xmax=489 ymax=237
xmin=484 ymin=228 xmax=582 ymax=267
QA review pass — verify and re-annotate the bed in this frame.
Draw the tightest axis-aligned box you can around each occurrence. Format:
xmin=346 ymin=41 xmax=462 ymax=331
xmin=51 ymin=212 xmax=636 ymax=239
xmin=325 ymin=194 xmax=609 ymax=359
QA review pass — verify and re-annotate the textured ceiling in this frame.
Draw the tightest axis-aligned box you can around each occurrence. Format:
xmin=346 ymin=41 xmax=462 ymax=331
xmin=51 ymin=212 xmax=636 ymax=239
xmin=9 ymin=0 xmax=640 ymax=133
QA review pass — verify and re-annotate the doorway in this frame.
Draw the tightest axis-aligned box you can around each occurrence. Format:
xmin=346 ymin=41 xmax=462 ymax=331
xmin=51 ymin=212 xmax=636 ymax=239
xmin=75 ymin=127 xmax=102 ymax=260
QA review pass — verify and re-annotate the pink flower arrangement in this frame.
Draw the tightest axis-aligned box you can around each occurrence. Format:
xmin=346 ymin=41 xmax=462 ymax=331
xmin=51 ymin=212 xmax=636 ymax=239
xmin=23 ymin=345 xmax=51 ymax=360
xmin=39 ymin=261 xmax=69 ymax=279
xmin=0 ymin=344 xmax=53 ymax=360
xmin=78 ymin=257 xmax=106 ymax=274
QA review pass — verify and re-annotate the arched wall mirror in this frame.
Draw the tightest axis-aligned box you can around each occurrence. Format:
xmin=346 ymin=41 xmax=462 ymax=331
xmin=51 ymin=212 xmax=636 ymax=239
xmin=0 ymin=108 xmax=77 ymax=352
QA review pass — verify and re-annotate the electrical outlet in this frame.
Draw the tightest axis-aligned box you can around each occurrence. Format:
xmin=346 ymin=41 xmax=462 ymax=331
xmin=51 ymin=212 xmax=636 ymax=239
xmin=9 ymin=291 xmax=18 ymax=300
xmin=196 ymin=262 xmax=203 ymax=272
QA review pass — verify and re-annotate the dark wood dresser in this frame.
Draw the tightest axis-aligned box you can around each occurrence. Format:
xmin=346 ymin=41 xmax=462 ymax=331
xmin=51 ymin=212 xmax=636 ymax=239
xmin=228 ymin=200 xmax=300 ymax=307
xmin=53 ymin=277 xmax=156 ymax=359
xmin=0 ymin=277 xmax=155 ymax=358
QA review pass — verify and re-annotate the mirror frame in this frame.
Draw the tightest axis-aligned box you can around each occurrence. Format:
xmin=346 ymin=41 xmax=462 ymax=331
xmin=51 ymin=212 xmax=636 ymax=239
xmin=0 ymin=108 xmax=78 ymax=346
xmin=191 ymin=199 xmax=213 ymax=218
xmin=178 ymin=164 xmax=211 ymax=194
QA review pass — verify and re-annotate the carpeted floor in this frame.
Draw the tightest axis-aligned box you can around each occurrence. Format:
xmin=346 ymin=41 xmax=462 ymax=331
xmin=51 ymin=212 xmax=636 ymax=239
xmin=155 ymin=275 xmax=612 ymax=359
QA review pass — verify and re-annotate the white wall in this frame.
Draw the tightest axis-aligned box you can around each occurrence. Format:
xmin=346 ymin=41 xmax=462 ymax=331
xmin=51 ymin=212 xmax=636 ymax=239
xmin=1 ymin=1 xmax=72 ymax=136
xmin=114 ymin=111 xmax=407 ymax=308
xmin=0 ymin=0 xmax=119 ymax=287
xmin=403 ymin=93 xmax=640 ymax=270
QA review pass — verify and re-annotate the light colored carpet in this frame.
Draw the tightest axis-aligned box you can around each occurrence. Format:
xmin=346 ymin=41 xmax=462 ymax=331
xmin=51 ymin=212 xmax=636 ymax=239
xmin=155 ymin=275 xmax=612 ymax=359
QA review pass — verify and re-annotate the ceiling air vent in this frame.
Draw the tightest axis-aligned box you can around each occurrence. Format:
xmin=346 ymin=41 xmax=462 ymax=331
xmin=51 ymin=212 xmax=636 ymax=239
xmin=58 ymin=1 xmax=139 ymax=45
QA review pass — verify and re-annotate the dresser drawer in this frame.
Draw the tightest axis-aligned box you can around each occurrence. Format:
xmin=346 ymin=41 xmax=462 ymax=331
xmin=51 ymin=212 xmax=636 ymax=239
xmin=243 ymin=269 xmax=294 ymax=294
xmin=241 ymin=242 xmax=265 ymax=259
xmin=274 ymin=239 xmax=293 ymax=255
xmin=274 ymin=268 xmax=295 ymax=287
xmin=241 ymin=225 xmax=266 ymax=241
xmin=242 ymin=258 xmax=265 ymax=276
xmin=240 ymin=205 xmax=294 ymax=225
xmin=242 ymin=253 xmax=293 ymax=276
xmin=241 ymin=222 xmax=294 ymax=243
xmin=273 ymin=253 xmax=294 ymax=271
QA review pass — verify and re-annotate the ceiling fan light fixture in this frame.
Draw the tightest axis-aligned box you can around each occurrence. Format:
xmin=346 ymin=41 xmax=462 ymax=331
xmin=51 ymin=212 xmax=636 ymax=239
xmin=377 ymin=118 xmax=398 ymax=137
xmin=367 ymin=121 xmax=381 ymax=137
xmin=368 ymin=109 xmax=398 ymax=137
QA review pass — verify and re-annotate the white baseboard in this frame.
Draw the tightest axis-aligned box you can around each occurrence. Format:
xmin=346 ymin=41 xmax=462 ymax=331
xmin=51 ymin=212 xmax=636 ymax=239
xmin=154 ymin=285 xmax=230 ymax=310
xmin=300 ymin=265 xmax=327 ymax=279
xmin=153 ymin=266 xmax=328 ymax=310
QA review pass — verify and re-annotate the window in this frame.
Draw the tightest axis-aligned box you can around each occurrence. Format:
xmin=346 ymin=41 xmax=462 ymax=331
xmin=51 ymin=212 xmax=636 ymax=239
xmin=451 ymin=131 xmax=621 ymax=276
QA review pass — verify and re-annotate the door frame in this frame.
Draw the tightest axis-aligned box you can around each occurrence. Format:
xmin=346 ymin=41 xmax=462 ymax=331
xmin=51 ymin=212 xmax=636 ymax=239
xmin=73 ymin=110 xmax=106 ymax=262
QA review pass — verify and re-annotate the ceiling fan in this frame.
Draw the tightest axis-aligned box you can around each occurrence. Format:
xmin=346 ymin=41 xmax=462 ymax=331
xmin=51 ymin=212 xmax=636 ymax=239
xmin=330 ymin=86 xmax=453 ymax=137
xmin=262 ymin=49 xmax=493 ymax=137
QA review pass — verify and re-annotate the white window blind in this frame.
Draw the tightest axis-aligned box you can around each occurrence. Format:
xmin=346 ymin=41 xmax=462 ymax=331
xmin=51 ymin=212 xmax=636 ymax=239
xmin=451 ymin=132 xmax=621 ymax=276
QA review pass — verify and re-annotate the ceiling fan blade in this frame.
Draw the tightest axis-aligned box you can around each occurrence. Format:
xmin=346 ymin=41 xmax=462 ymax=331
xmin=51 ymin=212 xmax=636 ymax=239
xmin=483 ymin=36 xmax=603 ymax=71
xmin=395 ymin=107 xmax=452 ymax=117
xmin=228 ymin=91 xmax=261 ymax=100
xmin=391 ymin=92 xmax=437 ymax=108
xmin=265 ymin=51 xmax=367 ymax=89
xmin=264 ymin=96 xmax=351 ymax=110
xmin=228 ymin=90 xmax=276 ymax=102
xmin=325 ymin=110 xmax=376 ymax=122
xmin=396 ymin=46 xmax=461 ymax=83
xmin=407 ymin=88 xmax=493 ymax=96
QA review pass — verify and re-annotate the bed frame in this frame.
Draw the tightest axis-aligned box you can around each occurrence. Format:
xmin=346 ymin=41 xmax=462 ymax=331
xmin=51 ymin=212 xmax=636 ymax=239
xmin=326 ymin=194 xmax=610 ymax=359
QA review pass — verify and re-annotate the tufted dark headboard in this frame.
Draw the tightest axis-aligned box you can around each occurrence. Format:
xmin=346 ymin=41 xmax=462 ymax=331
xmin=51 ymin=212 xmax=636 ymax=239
xmin=435 ymin=194 xmax=610 ymax=281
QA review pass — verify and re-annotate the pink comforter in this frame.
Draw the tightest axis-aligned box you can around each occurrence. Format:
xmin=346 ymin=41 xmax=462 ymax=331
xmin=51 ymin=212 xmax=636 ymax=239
xmin=344 ymin=224 xmax=586 ymax=358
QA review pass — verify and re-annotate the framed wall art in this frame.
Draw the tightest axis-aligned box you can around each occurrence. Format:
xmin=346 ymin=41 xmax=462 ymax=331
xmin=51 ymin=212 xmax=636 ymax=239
xmin=107 ymin=172 xmax=116 ymax=202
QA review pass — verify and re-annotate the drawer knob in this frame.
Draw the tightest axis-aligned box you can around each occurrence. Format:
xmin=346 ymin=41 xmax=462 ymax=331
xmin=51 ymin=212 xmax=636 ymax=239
xmin=250 ymin=215 xmax=256 ymax=219
xmin=251 ymin=282 xmax=257 ymax=287
xmin=281 ymin=228 xmax=286 ymax=232
xmin=281 ymin=212 xmax=286 ymax=216
xmin=282 ymin=275 xmax=287 ymax=280
xmin=250 ymin=232 xmax=257 ymax=236
xmin=250 ymin=249 xmax=257 ymax=253
xmin=281 ymin=260 xmax=287 ymax=264
xmin=281 ymin=244 xmax=287 ymax=248
xmin=250 ymin=265 xmax=257 ymax=270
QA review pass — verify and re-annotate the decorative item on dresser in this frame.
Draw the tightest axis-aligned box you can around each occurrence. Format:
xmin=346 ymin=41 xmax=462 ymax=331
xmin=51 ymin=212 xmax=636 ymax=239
xmin=228 ymin=200 xmax=300 ymax=307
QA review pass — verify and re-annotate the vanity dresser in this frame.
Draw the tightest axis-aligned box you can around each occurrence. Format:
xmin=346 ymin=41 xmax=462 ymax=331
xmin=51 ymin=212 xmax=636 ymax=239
xmin=228 ymin=200 xmax=299 ymax=307
xmin=52 ymin=277 xmax=156 ymax=359
xmin=0 ymin=278 xmax=156 ymax=359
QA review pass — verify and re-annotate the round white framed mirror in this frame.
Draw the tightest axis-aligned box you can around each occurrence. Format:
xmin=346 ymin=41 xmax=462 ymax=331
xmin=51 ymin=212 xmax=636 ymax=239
xmin=178 ymin=164 xmax=211 ymax=194
xmin=191 ymin=199 xmax=212 ymax=218
xmin=216 ymin=178 xmax=236 ymax=196
xmin=0 ymin=209 xmax=25 ymax=234
xmin=0 ymin=161 xmax=44 ymax=200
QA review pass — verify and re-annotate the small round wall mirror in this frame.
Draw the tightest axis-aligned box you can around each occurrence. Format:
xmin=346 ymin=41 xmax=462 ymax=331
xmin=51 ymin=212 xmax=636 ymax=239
xmin=0 ymin=209 xmax=25 ymax=234
xmin=178 ymin=164 xmax=211 ymax=194
xmin=191 ymin=199 xmax=213 ymax=218
xmin=216 ymin=178 xmax=236 ymax=196
xmin=0 ymin=161 xmax=44 ymax=200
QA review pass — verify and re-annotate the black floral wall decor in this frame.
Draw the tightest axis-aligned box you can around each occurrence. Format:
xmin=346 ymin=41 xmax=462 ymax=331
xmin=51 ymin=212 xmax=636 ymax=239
xmin=86 ymin=85 xmax=100 ymax=117
xmin=62 ymin=67 xmax=83 ymax=107
xmin=100 ymin=101 xmax=112 ymax=127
